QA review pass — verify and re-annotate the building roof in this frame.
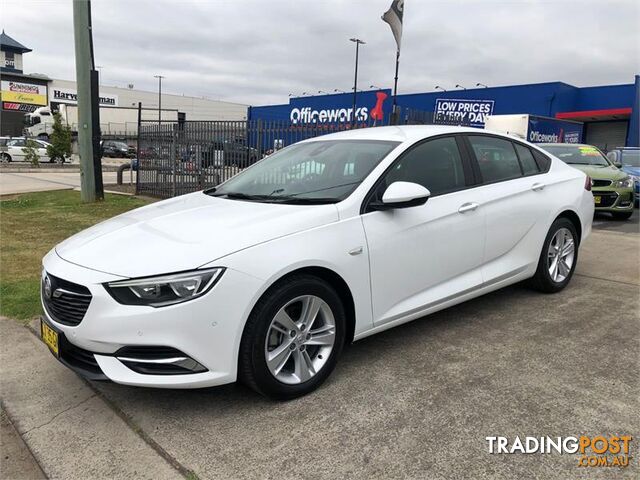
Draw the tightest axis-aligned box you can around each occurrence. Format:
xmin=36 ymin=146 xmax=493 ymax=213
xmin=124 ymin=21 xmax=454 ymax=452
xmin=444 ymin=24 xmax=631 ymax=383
xmin=0 ymin=30 xmax=32 ymax=53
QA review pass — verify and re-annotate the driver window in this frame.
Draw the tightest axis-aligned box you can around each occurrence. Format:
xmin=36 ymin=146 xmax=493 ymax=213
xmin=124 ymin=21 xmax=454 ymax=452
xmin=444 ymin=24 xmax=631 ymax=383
xmin=382 ymin=136 xmax=466 ymax=196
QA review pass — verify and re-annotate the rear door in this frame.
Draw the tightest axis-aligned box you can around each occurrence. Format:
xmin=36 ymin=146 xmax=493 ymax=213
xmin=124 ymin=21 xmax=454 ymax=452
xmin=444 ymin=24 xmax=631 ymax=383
xmin=7 ymin=138 xmax=26 ymax=161
xmin=464 ymin=134 xmax=552 ymax=282
xmin=361 ymin=135 xmax=486 ymax=326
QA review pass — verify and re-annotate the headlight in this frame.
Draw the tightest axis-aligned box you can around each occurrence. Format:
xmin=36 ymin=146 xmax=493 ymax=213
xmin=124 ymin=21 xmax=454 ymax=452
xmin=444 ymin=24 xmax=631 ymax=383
xmin=105 ymin=268 xmax=224 ymax=307
xmin=612 ymin=176 xmax=634 ymax=188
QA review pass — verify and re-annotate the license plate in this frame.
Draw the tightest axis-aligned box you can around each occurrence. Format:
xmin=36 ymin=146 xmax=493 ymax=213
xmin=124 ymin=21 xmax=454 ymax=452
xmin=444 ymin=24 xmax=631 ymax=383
xmin=41 ymin=319 xmax=59 ymax=357
xmin=594 ymin=196 xmax=601 ymax=205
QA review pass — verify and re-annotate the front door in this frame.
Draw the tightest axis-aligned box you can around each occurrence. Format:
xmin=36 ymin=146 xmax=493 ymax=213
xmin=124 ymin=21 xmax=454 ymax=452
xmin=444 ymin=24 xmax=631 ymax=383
xmin=361 ymin=135 xmax=485 ymax=326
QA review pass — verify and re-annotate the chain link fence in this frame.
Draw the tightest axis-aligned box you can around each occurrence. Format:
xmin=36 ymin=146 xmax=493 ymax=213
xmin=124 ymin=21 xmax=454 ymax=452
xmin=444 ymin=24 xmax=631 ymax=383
xmin=136 ymin=108 xmax=435 ymax=198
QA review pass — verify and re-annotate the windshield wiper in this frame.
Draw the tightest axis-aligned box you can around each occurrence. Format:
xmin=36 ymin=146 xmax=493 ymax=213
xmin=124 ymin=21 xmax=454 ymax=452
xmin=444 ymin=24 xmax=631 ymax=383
xmin=270 ymin=196 xmax=338 ymax=204
xmin=210 ymin=191 xmax=277 ymax=201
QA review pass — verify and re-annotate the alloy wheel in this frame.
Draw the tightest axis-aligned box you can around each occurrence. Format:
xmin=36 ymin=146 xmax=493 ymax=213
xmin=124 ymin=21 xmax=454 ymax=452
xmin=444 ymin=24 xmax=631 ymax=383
xmin=547 ymin=227 xmax=575 ymax=283
xmin=264 ymin=295 xmax=336 ymax=385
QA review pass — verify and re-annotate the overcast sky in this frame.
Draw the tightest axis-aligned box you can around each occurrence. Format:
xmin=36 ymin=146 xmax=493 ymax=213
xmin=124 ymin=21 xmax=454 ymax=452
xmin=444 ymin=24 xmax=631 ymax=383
xmin=2 ymin=0 xmax=639 ymax=105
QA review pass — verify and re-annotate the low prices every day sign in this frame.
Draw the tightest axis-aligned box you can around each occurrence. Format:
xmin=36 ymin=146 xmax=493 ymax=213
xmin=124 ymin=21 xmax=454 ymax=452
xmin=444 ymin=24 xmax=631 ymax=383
xmin=0 ymin=80 xmax=47 ymax=106
xmin=434 ymin=98 xmax=495 ymax=127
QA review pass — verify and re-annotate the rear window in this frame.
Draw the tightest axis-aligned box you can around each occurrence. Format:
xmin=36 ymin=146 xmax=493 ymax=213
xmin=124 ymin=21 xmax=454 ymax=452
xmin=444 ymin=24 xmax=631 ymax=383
xmin=620 ymin=150 xmax=640 ymax=167
xmin=468 ymin=135 xmax=522 ymax=183
xmin=514 ymin=144 xmax=540 ymax=175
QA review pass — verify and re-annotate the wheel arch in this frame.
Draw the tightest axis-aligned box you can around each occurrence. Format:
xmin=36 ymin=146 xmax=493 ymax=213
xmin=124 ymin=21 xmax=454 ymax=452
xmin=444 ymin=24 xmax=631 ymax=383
xmin=556 ymin=209 xmax=582 ymax=245
xmin=249 ymin=266 xmax=357 ymax=346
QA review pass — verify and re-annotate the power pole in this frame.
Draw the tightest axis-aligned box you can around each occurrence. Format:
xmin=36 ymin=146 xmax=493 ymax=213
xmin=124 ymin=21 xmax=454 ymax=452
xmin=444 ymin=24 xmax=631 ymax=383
xmin=349 ymin=38 xmax=365 ymax=127
xmin=73 ymin=0 xmax=103 ymax=201
xmin=154 ymin=75 xmax=164 ymax=124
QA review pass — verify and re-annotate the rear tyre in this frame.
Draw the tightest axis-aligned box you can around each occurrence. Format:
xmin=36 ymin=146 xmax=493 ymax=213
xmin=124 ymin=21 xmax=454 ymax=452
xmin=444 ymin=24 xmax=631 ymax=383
xmin=0 ymin=153 xmax=11 ymax=163
xmin=530 ymin=218 xmax=578 ymax=293
xmin=238 ymin=275 xmax=345 ymax=400
xmin=612 ymin=211 xmax=632 ymax=220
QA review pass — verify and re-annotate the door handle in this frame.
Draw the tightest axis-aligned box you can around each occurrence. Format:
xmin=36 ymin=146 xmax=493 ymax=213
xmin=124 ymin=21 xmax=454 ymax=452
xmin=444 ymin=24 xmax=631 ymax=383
xmin=531 ymin=182 xmax=545 ymax=192
xmin=458 ymin=202 xmax=479 ymax=213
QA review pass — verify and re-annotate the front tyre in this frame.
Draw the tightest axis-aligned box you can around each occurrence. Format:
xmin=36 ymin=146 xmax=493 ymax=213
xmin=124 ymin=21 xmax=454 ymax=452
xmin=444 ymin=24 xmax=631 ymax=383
xmin=239 ymin=275 xmax=345 ymax=400
xmin=530 ymin=218 xmax=578 ymax=293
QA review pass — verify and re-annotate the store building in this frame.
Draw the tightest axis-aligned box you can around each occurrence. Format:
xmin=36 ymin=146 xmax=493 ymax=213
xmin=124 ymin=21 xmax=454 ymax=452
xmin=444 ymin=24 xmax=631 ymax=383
xmin=249 ymin=76 xmax=640 ymax=151
xmin=1 ymin=31 xmax=248 ymax=137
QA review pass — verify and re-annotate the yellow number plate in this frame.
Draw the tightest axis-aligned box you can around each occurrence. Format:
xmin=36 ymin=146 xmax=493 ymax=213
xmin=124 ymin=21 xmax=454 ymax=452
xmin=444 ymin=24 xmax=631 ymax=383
xmin=594 ymin=196 xmax=601 ymax=205
xmin=41 ymin=320 xmax=59 ymax=357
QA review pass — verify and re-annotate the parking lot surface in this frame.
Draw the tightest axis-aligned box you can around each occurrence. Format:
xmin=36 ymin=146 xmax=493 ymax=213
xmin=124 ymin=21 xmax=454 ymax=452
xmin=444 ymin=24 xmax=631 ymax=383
xmin=90 ymin=215 xmax=638 ymax=479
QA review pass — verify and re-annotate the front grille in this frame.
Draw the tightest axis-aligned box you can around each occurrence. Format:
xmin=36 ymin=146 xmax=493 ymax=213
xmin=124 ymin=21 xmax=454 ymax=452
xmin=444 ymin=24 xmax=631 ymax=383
xmin=593 ymin=191 xmax=618 ymax=208
xmin=58 ymin=334 xmax=105 ymax=379
xmin=42 ymin=273 xmax=92 ymax=326
xmin=592 ymin=179 xmax=612 ymax=187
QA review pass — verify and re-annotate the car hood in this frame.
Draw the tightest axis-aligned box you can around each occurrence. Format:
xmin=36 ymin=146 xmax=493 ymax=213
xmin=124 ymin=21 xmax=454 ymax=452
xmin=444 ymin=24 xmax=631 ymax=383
xmin=567 ymin=164 xmax=627 ymax=180
xmin=55 ymin=192 xmax=339 ymax=278
xmin=621 ymin=166 xmax=640 ymax=177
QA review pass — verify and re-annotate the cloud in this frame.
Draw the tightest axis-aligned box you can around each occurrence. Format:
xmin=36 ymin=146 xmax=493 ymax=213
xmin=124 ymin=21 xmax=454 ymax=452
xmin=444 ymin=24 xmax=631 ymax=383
xmin=1 ymin=0 xmax=638 ymax=105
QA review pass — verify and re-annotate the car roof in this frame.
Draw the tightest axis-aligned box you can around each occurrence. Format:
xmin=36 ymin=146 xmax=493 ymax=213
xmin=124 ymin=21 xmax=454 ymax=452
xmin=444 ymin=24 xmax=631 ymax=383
xmin=538 ymin=143 xmax=596 ymax=147
xmin=299 ymin=125 xmax=488 ymax=144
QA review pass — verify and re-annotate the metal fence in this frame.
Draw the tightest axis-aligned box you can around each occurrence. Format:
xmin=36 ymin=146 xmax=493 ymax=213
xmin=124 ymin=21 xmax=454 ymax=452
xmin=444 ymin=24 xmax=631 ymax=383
xmin=136 ymin=108 xmax=435 ymax=198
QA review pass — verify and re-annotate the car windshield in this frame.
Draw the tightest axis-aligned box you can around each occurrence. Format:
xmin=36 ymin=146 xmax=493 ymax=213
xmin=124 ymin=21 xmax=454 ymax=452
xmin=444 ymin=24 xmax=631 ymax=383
xmin=620 ymin=150 xmax=640 ymax=167
xmin=542 ymin=145 xmax=609 ymax=166
xmin=207 ymin=139 xmax=399 ymax=204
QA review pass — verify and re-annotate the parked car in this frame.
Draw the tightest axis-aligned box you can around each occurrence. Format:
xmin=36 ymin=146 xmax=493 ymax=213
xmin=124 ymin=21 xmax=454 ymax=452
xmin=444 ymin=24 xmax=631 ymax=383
xmin=607 ymin=147 xmax=640 ymax=207
xmin=0 ymin=137 xmax=64 ymax=164
xmin=41 ymin=126 xmax=593 ymax=399
xmin=539 ymin=143 xmax=634 ymax=220
xmin=101 ymin=140 xmax=136 ymax=158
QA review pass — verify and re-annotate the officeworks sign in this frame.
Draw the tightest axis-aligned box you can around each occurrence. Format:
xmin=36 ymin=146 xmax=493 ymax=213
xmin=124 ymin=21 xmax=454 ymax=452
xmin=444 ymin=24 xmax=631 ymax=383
xmin=528 ymin=117 xmax=582 ymax=144
xmin=289 ymin=90 xmax=391 ymax=125
xmin=434 ymin=98 xmax=494 ymax=127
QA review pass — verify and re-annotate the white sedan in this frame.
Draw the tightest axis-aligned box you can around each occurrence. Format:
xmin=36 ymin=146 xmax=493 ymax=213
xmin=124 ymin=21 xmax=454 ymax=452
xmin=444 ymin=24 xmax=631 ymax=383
xmin=0 ymin=137 xmax=62 ymax=163
xmin=40 ymin=126 xmax=593 ymax=399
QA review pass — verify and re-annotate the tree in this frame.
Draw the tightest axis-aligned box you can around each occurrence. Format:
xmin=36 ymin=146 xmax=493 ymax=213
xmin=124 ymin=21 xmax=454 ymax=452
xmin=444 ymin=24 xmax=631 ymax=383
xmin=46 ymin=113 xmax=72 ymax=163
xmin=22 ymin=139 xmax=40 ymax=166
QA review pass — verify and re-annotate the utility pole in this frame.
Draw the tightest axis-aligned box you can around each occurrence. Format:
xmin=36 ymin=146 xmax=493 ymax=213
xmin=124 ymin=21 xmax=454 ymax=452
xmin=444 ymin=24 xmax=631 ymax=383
xmin=350 ymin=38 xmax=365 ymax=127
xmin=154 ymin=75 xmax=164 ymax=124
xmin=73 ymin=0 xmax=103 ymax=202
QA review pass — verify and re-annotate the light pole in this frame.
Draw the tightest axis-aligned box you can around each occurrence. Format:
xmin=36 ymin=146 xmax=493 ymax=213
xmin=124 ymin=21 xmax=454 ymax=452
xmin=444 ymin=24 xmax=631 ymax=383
xmin=350 ymin=37 xmax=365 ymax=126
xmin=154 ymin=75 xmax=164 ymax=124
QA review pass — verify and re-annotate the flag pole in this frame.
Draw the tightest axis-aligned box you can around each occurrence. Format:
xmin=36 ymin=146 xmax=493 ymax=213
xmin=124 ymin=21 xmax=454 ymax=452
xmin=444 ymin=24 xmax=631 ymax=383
xmin=392 ymin=49 xmax=400 ymax=124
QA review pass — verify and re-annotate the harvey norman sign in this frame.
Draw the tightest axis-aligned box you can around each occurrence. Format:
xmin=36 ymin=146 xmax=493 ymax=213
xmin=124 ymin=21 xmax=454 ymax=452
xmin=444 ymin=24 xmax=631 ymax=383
xmin=434 ymin=98 xmax=495 ymax=127
xmin=51 ymin=88 xmax=118 ymax=107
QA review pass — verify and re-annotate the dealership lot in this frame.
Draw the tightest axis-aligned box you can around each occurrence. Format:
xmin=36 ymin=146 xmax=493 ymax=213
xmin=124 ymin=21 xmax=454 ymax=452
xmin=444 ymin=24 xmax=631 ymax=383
xmin=0 ymin=210 xmax=637 ymax=479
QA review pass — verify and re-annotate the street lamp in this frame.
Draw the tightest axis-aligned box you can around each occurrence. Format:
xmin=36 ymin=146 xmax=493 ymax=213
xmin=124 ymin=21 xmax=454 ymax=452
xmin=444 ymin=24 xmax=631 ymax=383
xmin=334 ymin=88 xmax=346 ymax=93
xmin=435 ymin=85 xmax=447 ymax=92
xmin=370 ymin=84 xmax=382 ymax=90
xmin=455 ymin=84 xmax=466 ymax=90
xmin=476 ymin=82 xmax=489 ymax=88
xmin=350 ymin=37 xmax=365 ymax=126
xmin=154 ymin=75 xmax=165 ymax=124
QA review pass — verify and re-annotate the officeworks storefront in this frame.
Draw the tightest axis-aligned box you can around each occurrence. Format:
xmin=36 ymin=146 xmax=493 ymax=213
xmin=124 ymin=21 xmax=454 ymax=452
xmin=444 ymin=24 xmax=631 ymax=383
xmin=249 ymin=75 xmax=640 ymax=151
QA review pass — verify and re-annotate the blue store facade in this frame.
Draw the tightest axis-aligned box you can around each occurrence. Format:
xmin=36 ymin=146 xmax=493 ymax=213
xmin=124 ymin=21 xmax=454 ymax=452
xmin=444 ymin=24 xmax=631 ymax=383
xmin=249 ymin=75 xmax=640 ymax=152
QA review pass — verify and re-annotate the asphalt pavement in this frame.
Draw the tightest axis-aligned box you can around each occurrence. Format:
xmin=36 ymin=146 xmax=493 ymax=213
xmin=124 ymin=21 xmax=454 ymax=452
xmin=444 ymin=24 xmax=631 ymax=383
xmin=1 ymin=209 xmax=637 ymax=479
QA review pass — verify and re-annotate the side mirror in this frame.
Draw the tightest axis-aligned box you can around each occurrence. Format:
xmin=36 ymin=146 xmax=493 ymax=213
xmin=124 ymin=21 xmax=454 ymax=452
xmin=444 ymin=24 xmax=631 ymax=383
xmin=613 ymin=162 xmax=623 ymax=169
xmin=371 ymin=181 xmax=431 ymax=211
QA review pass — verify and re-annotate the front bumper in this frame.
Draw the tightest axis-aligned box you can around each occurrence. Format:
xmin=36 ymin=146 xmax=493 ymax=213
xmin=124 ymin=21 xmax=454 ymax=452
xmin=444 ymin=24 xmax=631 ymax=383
xmin=42 ymin=250 xmax=264 ymax=388
xmin=591 ymin=187 xmax=634 ymax=212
